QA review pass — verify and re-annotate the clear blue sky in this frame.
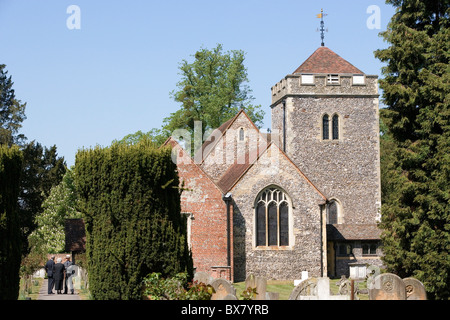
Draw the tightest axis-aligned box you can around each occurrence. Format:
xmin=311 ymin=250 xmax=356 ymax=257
xmin=0 ymin=0 xmax=396 ymax=167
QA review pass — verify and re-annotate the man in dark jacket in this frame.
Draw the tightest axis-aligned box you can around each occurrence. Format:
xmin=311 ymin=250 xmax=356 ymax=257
xmin=44 ymin=256 xmax=55 ymax=294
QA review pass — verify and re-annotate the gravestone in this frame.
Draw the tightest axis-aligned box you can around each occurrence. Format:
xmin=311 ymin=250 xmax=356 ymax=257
xmin=210 ymin=278 xmax=236 ymax=300
xmin=245 ymin=274 xmax=267 ymax=300
xmin=368 ymin=273 xmax=406 ymax=300
xmin=193 ymin=271 xmax=213 ymax=285
xmin=289 ymin=277 xmax=350 ymax=300
xmin=403 ymin=278 xmax=427 ymax=300
xmin=288 ymin=278 xmax=317 ymax=300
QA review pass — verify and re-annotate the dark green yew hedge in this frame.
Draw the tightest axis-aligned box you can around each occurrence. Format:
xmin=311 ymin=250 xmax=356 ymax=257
xmin=75 ymin=141 xmax=193 ymax=300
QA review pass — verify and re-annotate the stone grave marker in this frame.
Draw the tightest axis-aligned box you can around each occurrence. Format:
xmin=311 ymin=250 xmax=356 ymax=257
xmin=288 ymin=278 xmax=317 ymax=300
xmin=368 ymin=273 xmax=406 ymax=300
xmin=210 ymin=278 xmax=236 ymax=300
xmin=403 ymin=278 xmax=427 ymax=300
xmin=289 ymin=277 xmax=350 ymax=300
xmin=245 ymin=274 xmax=267 ymax=300
xmin=193 ymin=271 xmax=213 ymax=285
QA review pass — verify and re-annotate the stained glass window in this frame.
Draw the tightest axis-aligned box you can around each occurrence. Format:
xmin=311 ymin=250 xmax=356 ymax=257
xmin=255 ymin=187 xmax=290 ymax=247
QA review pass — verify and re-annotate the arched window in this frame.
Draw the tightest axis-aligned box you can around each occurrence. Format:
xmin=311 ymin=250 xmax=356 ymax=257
xmin=255 ymin=187 xmax=290 ymax=247
xmin=239 ymin=128 xmax=245 ymax=141
xmin=332 ymin=114 xmax=339 ymax=140
xmin=328 ymin=201 xmax=338 ymax=224
xmin=322 ymin=114 xmax=330 ymax=140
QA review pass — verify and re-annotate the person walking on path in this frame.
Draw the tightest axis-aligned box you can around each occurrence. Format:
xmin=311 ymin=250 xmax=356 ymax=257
xmin=63 ymin=255 xmax=73 ymax=294
xmin=44 ymin=256 xmax=55 ymax=294
xmin=53 ymin=258 xmax=66 ymax=294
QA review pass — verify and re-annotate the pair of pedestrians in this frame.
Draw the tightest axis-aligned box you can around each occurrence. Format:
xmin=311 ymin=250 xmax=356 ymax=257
xmin=44 ymin=255 xmax=75 ymax=295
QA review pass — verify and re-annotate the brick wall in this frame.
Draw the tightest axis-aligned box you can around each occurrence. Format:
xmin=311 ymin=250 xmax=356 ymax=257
xmin=171 ymin=141 xmax=230 ymax=280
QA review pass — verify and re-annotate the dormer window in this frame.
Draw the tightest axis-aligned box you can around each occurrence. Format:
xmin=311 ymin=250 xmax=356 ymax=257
xmin=327 ymin=74 xmax=340 ymax=85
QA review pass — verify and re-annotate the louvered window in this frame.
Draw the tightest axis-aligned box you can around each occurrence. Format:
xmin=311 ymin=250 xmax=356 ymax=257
xmin=327 ymin=74 xmax=340 ymax=85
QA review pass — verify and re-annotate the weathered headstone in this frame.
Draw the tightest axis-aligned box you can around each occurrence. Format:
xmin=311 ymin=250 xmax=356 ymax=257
xmin=403 ymin=278 xmax=427 ymax=300
xmin=290 ymin=277 xmax=350 ymax=300
xmin=368 ymin=273 xmax=406 ymax=300
xmin=210 ymin=278 xmax=236 ymax=300
xmin=288 ymin=278 xmax=318 ymax=300
xmin=193 ymin=271 xmax=213 ymax=285
xmin=245 ymin=274 xmax=267 ymax=300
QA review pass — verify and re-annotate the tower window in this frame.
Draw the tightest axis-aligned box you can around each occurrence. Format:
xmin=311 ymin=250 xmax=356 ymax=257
xmin=322 ymin=114 xmax=330 ymax=140
xmin=301 ymin=74 xmax=315 ymax=85
xmin=332 ymin=114 xmax=339 ymax=140
xmin=255 ymin=187 xmax=290 ymax=247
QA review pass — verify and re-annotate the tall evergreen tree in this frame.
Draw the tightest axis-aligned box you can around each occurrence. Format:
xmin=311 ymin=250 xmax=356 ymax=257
xmin=375 ymin=0 xmax=450 ymax=300
xmin=0 ymin=145 xmax=23 ymax=300
xmin=0 ymin=64 xmax=26 ymax=147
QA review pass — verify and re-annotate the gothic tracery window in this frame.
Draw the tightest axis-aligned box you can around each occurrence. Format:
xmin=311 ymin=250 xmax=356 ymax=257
xmin=255 ymin=187 xmax=290 ymax=247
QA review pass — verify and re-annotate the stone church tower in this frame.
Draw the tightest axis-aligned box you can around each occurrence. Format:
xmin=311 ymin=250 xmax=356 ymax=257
xmin=270 ymin=46 xmax=382 ymax=276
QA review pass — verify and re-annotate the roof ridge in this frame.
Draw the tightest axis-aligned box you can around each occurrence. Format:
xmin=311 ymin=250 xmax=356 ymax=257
xmin=293 ymin=46 xmax=363 ymax=75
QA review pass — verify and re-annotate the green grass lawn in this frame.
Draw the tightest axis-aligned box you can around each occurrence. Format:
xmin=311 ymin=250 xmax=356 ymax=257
xmin=18 ymin=277 xmax=43 ymax=300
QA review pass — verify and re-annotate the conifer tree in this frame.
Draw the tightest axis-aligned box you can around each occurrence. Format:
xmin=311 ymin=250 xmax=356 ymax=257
xmin=0 ymin=65 xmax=26 ymax=147
xmin=0 ymin=145 xmax=23 ymax=300
xmin=375 ymin=0 xmax=450 ymax=299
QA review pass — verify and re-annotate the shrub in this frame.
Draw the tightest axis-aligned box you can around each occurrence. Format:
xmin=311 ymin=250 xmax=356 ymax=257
xmin=75 ymin=140 xmax=193 ymax=300
xmin=142 ymin=272 xmax=215 ymax=300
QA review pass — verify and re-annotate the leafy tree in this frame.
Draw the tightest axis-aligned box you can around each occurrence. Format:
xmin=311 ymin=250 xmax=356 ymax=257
xmin=0 ymin=64 xmax=26 ymax=146
xmin=0 ymin=145 xmax=23 ymax=300
xmin=375 ymin=0 xmax=450 ymax=299
xmin=167 ymin=44 xmax=264 ymax=137
xmin=28 ymin=169 xmax=81 ymax=254
xmin=18 ymin=141 xmax=66 ymax=254
xmin=112 ymin=129 xmax=167 ymax=148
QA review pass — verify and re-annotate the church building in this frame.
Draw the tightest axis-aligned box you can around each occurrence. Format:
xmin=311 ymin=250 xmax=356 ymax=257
xmin=165 ymin=45 xmax=383 ymax=282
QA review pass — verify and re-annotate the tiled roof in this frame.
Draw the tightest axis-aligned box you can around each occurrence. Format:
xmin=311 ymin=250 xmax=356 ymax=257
xmin=65 ymin=219 xmax=86 ymax=252
xmin=216 ymin=145 xmax=268 ymax=193
xmin=327 ymin=224 xmax=381 ymax=241
xmin=293 ymin=46 xmax=364 ymax=74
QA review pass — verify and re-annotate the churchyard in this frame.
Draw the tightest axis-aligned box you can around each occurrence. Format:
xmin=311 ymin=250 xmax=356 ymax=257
xmin=193 ymin=272 xmax=426 ymax=301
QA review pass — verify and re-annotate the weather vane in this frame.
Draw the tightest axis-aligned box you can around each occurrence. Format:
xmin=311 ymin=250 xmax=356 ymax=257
xmin=316 ymin=9 xmax=328 ymax=47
